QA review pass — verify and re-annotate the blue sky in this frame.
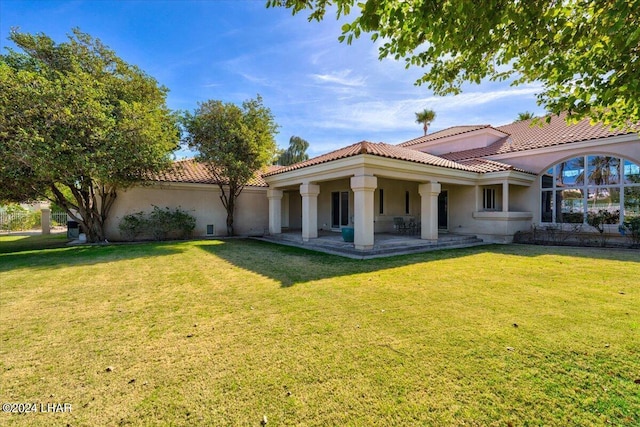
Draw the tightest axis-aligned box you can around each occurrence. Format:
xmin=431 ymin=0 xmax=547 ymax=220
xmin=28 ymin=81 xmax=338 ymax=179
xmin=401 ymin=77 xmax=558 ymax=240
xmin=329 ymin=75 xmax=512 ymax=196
xmin=1 ymin=0 xmax=546 ymax=158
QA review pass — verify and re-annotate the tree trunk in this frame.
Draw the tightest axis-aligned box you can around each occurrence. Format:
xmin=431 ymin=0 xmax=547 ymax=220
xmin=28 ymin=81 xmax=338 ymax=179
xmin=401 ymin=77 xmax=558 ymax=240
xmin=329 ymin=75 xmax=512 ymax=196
xmin=225 ymin=195 xmax=235 ymax=236
xmin=49 ymin=182 xmax=117 ymax=243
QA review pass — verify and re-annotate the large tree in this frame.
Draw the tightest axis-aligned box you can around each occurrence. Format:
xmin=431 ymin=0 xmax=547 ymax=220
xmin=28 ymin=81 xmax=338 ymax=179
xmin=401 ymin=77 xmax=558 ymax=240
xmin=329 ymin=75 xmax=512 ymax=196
xmin=0 ymin=29 xmax=179 ymax=242
xmin=182 ymin=96 xmax=278 ymax=236
xmin=277 ymin=135 xmax=310 ymax=165
xmin=268 ymin=0 xmax=640 ymax=129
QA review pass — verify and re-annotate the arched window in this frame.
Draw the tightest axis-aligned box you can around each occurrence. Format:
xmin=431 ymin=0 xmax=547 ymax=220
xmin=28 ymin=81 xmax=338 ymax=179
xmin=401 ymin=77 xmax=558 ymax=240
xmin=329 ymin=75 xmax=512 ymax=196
xmin=540 ymin=155 xmax=640 ymax=225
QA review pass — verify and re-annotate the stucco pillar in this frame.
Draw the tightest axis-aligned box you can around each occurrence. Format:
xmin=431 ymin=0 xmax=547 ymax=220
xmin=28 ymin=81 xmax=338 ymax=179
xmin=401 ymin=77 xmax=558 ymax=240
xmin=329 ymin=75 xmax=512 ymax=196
xmin=300 ymin=183 xmax=320 ymax=241
xmin=502 ymin=181 xmax=509 ymax=212
xmin=41 ymin=207 xmax=50 ymax=235
xmin=419 ymin=182 xmax=441 ymax=240
xmin=267 ymin=188 xmax=283 ymax=235
xmin=475 ymin=185 xmax=481 ymax=211
xmin=350 ymin=175 xmax=377 ymax=250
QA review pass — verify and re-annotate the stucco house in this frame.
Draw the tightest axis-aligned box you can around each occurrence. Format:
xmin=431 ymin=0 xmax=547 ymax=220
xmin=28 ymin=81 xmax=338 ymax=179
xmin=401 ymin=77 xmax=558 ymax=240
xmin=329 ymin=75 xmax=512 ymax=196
xmin=106 ymin=113 xmax=639 ymax=250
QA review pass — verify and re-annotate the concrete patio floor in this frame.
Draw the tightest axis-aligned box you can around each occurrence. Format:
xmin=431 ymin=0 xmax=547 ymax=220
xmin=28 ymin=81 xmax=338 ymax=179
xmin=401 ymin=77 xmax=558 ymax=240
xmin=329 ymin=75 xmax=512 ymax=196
xmin=256 ymin=230 xmax=487 ymax=259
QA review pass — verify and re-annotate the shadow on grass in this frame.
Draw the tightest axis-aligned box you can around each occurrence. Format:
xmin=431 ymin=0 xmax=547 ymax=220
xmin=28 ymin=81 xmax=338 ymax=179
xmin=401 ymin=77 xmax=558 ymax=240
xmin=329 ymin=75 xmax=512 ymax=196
xmin=0 ymin=241 xmax=186 ymax=273
xmin=196 ymin=239 xmax=640 ymax=287
xmin=195 ymin=239 xmax=493 ymax=287
xmin=0 ymin=233 xmax=70 ymax=254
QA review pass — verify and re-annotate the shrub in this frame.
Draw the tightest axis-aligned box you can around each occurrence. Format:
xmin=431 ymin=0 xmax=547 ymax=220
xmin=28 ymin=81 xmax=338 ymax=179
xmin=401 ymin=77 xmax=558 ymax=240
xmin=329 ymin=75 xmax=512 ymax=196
xmin=118 ymin=206 xmax=196 ymax=241
xmin=118 ymin=211 xmax=147 ymax=241
xmin=621 ymin=216 xmax=640 ymax=248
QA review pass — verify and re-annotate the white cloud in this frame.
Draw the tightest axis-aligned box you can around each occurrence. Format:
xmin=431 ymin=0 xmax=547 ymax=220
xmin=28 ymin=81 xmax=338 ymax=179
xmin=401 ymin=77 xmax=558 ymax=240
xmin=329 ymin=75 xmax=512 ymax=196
xmin=311 ymin=69 xmax=366 ymax=87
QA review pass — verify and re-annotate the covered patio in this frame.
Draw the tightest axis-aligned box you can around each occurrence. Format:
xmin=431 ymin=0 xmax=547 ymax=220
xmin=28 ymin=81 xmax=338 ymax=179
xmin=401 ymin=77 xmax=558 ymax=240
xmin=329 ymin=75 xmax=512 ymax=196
xmin=258 ymin=230 xmax=486 ymax=259
xmin=263 ymin=141 xmax=536 ymax=252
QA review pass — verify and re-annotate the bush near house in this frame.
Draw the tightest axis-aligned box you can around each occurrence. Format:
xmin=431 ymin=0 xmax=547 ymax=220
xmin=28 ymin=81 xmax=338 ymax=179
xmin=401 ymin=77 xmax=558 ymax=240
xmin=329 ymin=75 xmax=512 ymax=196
xmin=118 ymin=206 xmax=195 ymax=241
xmin=621 ymin=216 xmax=640 ymax=248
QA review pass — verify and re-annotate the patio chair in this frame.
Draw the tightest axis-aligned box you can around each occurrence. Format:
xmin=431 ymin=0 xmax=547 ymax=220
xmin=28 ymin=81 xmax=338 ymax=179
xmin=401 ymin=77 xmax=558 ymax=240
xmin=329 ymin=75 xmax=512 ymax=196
xmin=393 ymin=217 xmax=408 ymax=234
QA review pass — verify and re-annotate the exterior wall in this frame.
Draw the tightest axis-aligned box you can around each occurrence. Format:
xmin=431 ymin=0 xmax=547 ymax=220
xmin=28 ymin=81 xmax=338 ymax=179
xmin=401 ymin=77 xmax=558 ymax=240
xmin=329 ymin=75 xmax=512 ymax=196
xmin=105 ymin=183 xmax=269 ymax=240
xmin=374 ymin=178 xmax=420 ymax=233
xmin=446 ymin=184 xmax=533 ymax=243
xmin=287 ymin=191 xmax=302 ymax=229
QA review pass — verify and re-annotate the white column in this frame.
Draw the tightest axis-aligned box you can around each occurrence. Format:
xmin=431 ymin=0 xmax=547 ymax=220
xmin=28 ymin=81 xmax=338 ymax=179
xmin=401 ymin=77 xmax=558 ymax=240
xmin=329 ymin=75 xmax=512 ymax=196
xmin=419 ymin=182 xmax=441 ymax=240
xmin=41 ymin=207 xmax=51 ymax=235
xmin=502 ymin=181 xmax=509 ymax=212
xmin=300 ymin=183 xmax=320 ymax=241
xmin=267 ymin=188 xmax=283 ymax=235
xmin=350 ymin=175 xmax=377 ymax=250
xmin=475 ymin=185 xmax=481 ymax=211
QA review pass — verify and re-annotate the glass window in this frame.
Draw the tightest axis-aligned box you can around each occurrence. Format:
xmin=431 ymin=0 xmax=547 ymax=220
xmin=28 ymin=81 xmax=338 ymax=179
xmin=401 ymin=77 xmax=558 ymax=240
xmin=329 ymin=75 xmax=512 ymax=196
xmin=559 ymin=189 xmax=584 ymax=223
xmin=483 ymin=188 xmax=496 ymax=210
xmin=405 ymin=191 xmax=410 ymax=214
xmin=624 ymin=160 xmax=640 ymax=184
xmin=588 ymin=155 xmax=620 ymax=185
xmin=556 ymin=157 xmax=584 ymax=187
xmin=541 ymin=191 xmax=553 ymax=222
xmin=541 ymin=156 xmax=639 ymax=225
xmin=625 ymin=187 xmax=640 ymax=218
xmin=541 ymin=173 xmax=553 ymax=189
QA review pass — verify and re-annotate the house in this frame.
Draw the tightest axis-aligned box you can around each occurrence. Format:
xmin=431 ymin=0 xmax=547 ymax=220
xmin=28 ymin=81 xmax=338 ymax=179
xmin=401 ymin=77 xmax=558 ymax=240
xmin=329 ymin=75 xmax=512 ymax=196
xmin=106 ymin=114 xmax=639 ymax=250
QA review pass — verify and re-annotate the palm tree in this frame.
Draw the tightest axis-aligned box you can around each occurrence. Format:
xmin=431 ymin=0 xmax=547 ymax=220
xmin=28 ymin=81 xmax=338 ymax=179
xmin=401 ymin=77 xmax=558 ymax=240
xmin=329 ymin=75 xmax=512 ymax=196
xmin=415 ymin=108 xmax=436 ymax=135
xmin=516 ymin=111 xmax=535 ymax=121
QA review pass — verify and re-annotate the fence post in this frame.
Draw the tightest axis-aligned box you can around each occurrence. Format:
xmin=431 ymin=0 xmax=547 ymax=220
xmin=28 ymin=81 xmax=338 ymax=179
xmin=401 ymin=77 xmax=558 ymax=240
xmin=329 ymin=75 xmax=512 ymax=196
xmin=41 ymin=208 xmax=51 ymax=235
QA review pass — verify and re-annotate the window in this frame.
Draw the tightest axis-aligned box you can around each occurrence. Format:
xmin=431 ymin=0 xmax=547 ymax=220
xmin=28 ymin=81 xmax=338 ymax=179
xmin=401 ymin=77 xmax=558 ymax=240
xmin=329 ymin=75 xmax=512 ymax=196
xmin=540 ymin=155 xmax=640 ymax=224
xmin=379 ymin=189 xmax=384 ymax=214
xmin=483 ymin=188 xmax=496 ymax=210
xmin=405 ymin=191 xmax=410 ymax=214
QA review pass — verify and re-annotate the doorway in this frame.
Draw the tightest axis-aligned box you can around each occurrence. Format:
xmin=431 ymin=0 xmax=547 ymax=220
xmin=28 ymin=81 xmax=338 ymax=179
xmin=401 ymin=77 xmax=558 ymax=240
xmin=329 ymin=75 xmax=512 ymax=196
xmin=438 ymin=191 xmax=448 ymax=229
xmin=331 ymin=191 xmax=350 ymax=229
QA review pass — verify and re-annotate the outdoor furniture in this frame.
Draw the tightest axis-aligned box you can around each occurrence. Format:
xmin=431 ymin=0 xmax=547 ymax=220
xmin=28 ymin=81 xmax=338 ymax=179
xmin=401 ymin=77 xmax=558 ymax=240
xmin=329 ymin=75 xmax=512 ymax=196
xmin=407 ymin=218 xmax=417 ymax=235
xmin=393 ymin=217 xmax=409 ymax=234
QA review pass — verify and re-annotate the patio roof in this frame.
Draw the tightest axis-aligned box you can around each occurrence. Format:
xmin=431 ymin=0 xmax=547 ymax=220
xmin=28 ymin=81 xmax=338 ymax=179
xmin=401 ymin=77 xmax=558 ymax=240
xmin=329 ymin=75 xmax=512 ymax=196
xmin=263 ymin=140 xmax=522 ymax=177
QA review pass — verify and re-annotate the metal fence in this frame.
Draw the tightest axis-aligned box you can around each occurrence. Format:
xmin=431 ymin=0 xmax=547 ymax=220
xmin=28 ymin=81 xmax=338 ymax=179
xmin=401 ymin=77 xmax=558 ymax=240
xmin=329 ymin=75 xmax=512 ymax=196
xmin=0 ymin=210 xmax=68 ymax=232
xmin=51 ymin=211 xmax=69 ymax=226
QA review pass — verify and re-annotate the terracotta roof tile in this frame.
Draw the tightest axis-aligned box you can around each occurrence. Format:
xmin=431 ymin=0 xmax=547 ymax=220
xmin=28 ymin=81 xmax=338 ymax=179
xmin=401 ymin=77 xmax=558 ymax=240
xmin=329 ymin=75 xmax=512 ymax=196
xmin=399 ymin=125 xmax=497 ymax=147
xmin=440 ymin=113 xmax=637 ymax=161
xmin=151 ymin=159 xmax=277 ymax=187
xmin=457 ymin=158 xmax=535 ymax=174
xmin=264 ymin=141 xmax=489 ymax=176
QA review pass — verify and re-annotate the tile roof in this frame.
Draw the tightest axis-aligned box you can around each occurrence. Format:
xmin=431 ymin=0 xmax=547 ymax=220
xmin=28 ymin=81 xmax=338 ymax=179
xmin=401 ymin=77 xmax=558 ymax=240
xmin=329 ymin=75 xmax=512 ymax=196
xmin=151 ymin=159 xmax=280 ymax=187
xmin=440 ymin=113 xmax=637 ymax=161
xmin=264 ymin=140 xmax=501 ymax=176
xmin=456 ymin=158 xmax=534 ymax=174
xmin=398 ymin=125 xmax=498 ymax=147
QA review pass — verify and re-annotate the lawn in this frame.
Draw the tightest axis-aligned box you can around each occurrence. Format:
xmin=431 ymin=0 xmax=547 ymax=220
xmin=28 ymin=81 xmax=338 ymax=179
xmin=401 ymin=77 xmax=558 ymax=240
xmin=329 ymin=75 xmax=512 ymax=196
xmin=0 ymin=238 xmax=638 ymax=426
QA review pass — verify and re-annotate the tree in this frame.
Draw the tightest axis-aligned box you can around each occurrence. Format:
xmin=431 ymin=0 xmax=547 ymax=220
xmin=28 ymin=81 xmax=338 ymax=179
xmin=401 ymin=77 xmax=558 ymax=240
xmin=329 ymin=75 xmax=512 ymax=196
xmin=182 ymin=96 xmax=278 ymax=236
xmin=277 ymin=135 xmax=310 ymax=165
xmin=268 ymin=0 xmax=640 ymax=130
xmin=0 ymin=29 xmax=179 ymax=242
xmin=516 ymin=111 xmax=535 ymax=122
xmin=415 ymin=108 xmax=436 ymax=135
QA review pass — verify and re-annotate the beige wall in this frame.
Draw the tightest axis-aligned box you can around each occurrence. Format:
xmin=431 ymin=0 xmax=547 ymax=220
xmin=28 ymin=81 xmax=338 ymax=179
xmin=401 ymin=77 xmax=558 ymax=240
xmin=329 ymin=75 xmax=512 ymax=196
xmin=105 ymin=183 xmax=269 ymax=240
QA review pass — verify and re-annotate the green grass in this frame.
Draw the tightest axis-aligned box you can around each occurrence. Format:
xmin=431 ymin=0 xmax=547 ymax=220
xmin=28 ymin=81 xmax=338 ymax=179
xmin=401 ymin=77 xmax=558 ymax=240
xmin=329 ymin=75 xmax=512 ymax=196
xmin=0 ymin=233 xmax=69 ymax=254
xmin=1 ymin=239 xmax=638 ymax=426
